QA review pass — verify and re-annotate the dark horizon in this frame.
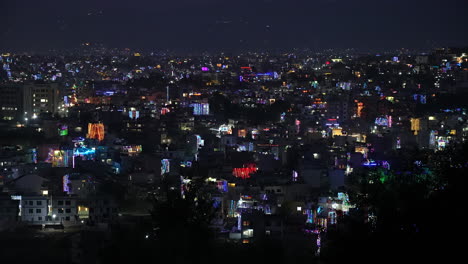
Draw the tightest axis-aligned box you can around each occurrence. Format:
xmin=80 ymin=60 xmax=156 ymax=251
xmin=1 ymin=0 xmax=467 ymax=52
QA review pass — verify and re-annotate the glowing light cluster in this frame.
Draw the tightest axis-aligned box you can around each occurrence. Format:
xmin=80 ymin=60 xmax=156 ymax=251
xmin=232 ymin=163 xmax=257 ymax=179
xmin=357 ymin=102 xmax=363 ymax=117
xmin=161 ymin=159 xmax=170 ymax=175
xmin=410 ymin=118 xmax=420 ymax=135
xmin=58 ymin=125 xmax=68 ymax=136
xmin=375 ymin=115 xmax=392 ymax=127
xmin=63 ymin=174 xmax=71 ymax=194
xmin=46 ymin=149 xmax=73 ymax=167
xmin=121 ymin=145 xmax=142 ymax=156
xmin=190 ymin=103 xmax=210 ymax=115
xmin=160 ymin=107 xmax=170 ymax=115
xmin=87 ymin=123 xmax=105 ymax=141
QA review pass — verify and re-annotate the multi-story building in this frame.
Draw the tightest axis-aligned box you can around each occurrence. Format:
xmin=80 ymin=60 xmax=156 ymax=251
xmin=50 ymin=196 xmax=78 ymax=223
xmin=0 ymin=83 xmax=61 ymax=120
xmin=0 ymin=194 xmax=20 ymax=225
xmin=23 ymin=83 xmax=60 ymax=119
xmin=21 ymin=195 xmax=49 ymax=223
xmin=0 ymin=84 xmax=23 ymax=121
xmin=78 ymin=197 xmax=118 ymax=223
xmin=19 ymin=195 xmax=78 ymax=224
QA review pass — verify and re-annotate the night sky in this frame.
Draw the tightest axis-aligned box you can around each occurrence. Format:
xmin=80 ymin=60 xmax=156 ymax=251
xmin=1 ymin=0 xmax=467 ymax=52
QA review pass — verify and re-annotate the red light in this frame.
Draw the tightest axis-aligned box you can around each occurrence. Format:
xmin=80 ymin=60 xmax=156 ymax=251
xmin=232 ymin=163 xmax=257 ymax=179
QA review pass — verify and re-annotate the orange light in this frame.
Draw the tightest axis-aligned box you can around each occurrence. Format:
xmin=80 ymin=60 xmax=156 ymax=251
xmin=87 ymin=123 xmax=105 ymax=141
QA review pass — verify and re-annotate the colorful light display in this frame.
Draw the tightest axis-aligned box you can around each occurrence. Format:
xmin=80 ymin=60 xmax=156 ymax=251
xmin=190 ymin=103 xmax=210 ymax=115
xmin=87 ymin=123 xmax=105 ymax=141
xmin=46 ymin=149 xmax=73 ymax=167
xmin=161 ymin=107 xmax=170 ymax=115
xmin=63 ymin=174 xmax=71 ymax=194
xmin=292 ymin=170 xmax=298 ymax=182
xmin=362 ymin=159 xmax=391 ymax=169
xmin=180 ymin=161 xmax=192 ymax=167
xmin=161 ymin=159 xmax=170 ymax=175
xmin=232 ymin=163 xmax=257 ymax=179
xmin=129 ymin=110 xmax=140 ymax=119
xmin=375 ymin=115 xmax=392 ymax=127
xmin=121 ymin=145 xmax=142 ymax=156
xmin=58 ymin=125 xmax=68 ymax=136
xmin=74 ymin=146 xmax=96 ymax=159
xmin=357 ymin=102 xmax=363 ymax=117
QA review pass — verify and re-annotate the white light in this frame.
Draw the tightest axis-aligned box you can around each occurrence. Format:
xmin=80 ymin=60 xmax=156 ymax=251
xmin=297 ymin=206 xmax=302 ymax=211
xmin=52 ymin=214 xmax=56 ymax=219
xmin=332 ymin=203 xmax=338 ymax=209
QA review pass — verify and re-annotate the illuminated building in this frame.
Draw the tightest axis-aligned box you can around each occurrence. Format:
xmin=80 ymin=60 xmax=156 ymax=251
xmin=238 ymin=129 xmax=247 ymax=138
xmin=357 ymin=102 xmax=363 ymax=117
xmin=121 ymin=145 xmax=142 ymax=156
xmin=255 ymin=72 xmax=278 ymax=81
xmin=20 ymin=196 xmax=49 ymax=223
xmin=437 ymin=137 xmax=449 ymax=150
xmin=49 ymin=197 xmax=77 ymax=222
xmin=429 ymin=130 xmax=437 ymax=148
xmin=190 ymin=103 xmax=210 ymax=115
xmin=312 ymin=98 xmax=326 ymax=109
xmin=349 ymin=133 xmax=366 ymax=143
xmin=217 ymin=124 xmax=233 ymax=136
xmin=46 ymin=149 xmax=73 ymax=167
xmin=292 ymin=170 xmax=298 ymax=182
xmin=73 ymin=146 xmax=96 ymax=163
xmin=78 ymin=205 xmax=89 ymax=219
xmin=251 ymin=129 xmax=259 ymax=139
xmin=87 ymin=123 xmax=105 ymax=141
xmin=22 ymin=83 xmax=60 ymax=119
xmin=355 ymin=146 xmax=369 ymax=158
xmin=161 ymin=107 xmax=170 ymax=115
xmin=232 ymin=163 xmax=257 ymax=179
xmin=410 ymin=118 xmax=420 ymax=135
xmin=58 ymin=125 xmax=68 ymax=136
xmin=295 ymin=119 xmax=301 ymax=134
xmin=240 ymin=66 xmax=255 ymax=82
xmin=329 ymin=211 xmax=337 ymax=225
xmin=128 ymin=109 xmax=140 ymax=119
xmin=63 ymin=174 xmax=71 ymax=194
xmin=375 ymin=115 xmax=392 ymax=127
xmin=161 ymin=159 xmax=170 ymax=175
xmin=0 ymin=83 xmax=23 ymax=120
xmin=331 ymin=128 xmax=343 ymax=137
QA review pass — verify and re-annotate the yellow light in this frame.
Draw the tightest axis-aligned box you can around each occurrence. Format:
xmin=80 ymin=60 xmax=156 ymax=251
xmin=410 ymin=118 xmax=420 ymax=135
xmin=332 ymin=128 xmax=343 ymax=138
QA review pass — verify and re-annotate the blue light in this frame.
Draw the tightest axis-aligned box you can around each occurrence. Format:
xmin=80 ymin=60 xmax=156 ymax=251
xmin=74 ymin=147 xmax=96 ymax=156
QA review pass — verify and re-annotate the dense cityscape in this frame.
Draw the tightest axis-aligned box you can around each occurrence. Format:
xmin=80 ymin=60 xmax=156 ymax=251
xmin=0 ymin=45 xmax=466 ymax=263
xmin=1 ymin=1 xmax=467 ymax=263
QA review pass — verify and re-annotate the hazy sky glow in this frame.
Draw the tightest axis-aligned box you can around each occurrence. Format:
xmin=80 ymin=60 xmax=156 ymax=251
xmin=1 ymin=0 xmax=467 ymax=51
